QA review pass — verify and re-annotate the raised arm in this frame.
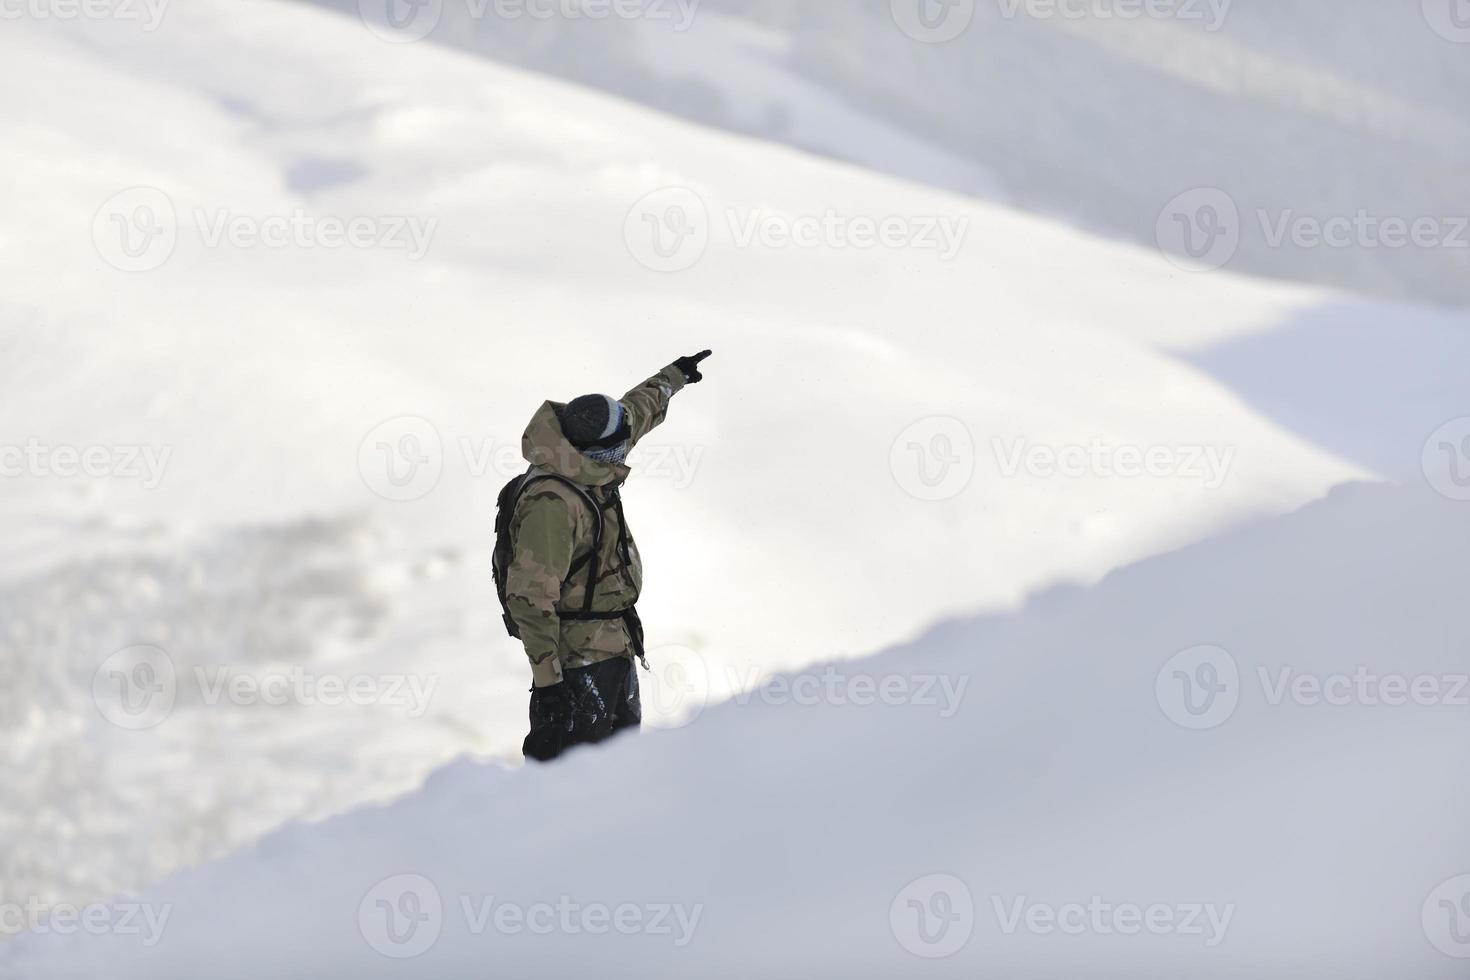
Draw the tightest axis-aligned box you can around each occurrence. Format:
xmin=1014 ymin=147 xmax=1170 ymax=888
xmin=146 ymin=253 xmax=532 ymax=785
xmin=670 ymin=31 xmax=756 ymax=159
xmin=620 ymin=351 xmax=712 ymax=448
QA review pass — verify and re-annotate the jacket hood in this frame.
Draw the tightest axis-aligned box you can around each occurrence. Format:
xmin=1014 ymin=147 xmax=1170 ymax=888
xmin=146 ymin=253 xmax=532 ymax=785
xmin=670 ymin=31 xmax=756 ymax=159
xmin=522 ymin=401 xmax=630 ymax=488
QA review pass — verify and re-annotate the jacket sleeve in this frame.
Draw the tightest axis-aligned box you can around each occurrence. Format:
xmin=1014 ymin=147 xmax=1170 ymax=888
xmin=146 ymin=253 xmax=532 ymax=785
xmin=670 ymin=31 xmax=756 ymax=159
xmin=621 ymin=364 xmax=688 ymax=449
xmin=504 ymin=488 xmax=577 ymax=687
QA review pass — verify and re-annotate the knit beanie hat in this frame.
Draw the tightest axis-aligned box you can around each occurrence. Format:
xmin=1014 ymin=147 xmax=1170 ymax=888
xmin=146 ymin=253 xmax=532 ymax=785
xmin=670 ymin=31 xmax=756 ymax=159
xmin=558 ymin=395 xmax=627 ymax=450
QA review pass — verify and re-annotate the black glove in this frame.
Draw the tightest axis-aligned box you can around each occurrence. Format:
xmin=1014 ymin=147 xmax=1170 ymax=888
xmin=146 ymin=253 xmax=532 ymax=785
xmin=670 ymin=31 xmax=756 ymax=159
xmin=674 ymin=350 xmax=713 ymax=384
xmin=523 ymin=682 xmax=575 ymax=762
xmin=523 ymin=673 xmax=615 ymax=762
xmin=529 ymin=681 xmax=573 ymax=722
xmin=565 ymin=669 xmax=612 ymax=740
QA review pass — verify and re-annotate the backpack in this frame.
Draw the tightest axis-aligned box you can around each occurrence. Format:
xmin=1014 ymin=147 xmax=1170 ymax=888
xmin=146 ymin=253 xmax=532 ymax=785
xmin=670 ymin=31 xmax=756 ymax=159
xmin=493 ymin=472 xmax=604 ymax=639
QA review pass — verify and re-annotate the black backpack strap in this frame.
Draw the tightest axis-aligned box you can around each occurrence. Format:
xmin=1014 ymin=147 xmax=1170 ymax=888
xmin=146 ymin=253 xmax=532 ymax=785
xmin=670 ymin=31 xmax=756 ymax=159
xmin=557 ymin=607 xmax=648 ymax=671
xmin=607 ymin=488 xmax=635 ymax=576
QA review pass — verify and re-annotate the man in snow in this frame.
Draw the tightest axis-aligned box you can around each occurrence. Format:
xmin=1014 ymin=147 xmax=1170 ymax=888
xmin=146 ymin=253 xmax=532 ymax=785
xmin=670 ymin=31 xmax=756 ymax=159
xmin=503 ymin=351 xmax=713 ymax=763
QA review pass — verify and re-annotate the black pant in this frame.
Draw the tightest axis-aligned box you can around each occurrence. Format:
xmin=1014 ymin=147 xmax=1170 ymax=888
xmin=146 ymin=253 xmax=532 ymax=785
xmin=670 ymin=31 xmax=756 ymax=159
xmin=523 ymin=657 xmax=642 ymax=763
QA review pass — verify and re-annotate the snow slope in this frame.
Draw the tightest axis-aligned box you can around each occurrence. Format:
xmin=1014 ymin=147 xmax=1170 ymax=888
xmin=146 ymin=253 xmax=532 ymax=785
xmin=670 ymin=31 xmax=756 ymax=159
xmin=5 ymin=481 xmax=1468 ymax=979
xmin=4 ymin=0 xmax=1467 ymax=925
xmin=306 ymin=0 xmax=1470 ymax=305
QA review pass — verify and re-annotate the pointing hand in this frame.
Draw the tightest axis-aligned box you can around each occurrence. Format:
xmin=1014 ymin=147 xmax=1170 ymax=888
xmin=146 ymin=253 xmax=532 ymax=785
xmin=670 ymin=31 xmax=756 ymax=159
xmin=674 ymin=350 xmax=713 ymax=384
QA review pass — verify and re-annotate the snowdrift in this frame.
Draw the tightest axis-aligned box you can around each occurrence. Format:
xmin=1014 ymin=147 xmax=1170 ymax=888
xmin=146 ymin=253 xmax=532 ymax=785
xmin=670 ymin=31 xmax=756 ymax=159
xmin=4 ymin=481 xmax=1468 ymax=979
xmin=308 ymin=0 xmax=1470 ymax=305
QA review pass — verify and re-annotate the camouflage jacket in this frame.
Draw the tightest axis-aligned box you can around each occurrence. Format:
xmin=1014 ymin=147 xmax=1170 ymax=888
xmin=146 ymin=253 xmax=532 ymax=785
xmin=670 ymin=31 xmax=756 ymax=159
xmin=504 ymin=365 xmax=687 ymax=686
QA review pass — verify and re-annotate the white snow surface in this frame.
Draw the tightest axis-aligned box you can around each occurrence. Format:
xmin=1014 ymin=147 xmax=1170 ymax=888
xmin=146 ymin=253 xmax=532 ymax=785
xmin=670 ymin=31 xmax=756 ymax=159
xmin=3 ymin=0 xmax=1469 ymax=954
xmin=4 ymin=481 xmax=1468 ymax=978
